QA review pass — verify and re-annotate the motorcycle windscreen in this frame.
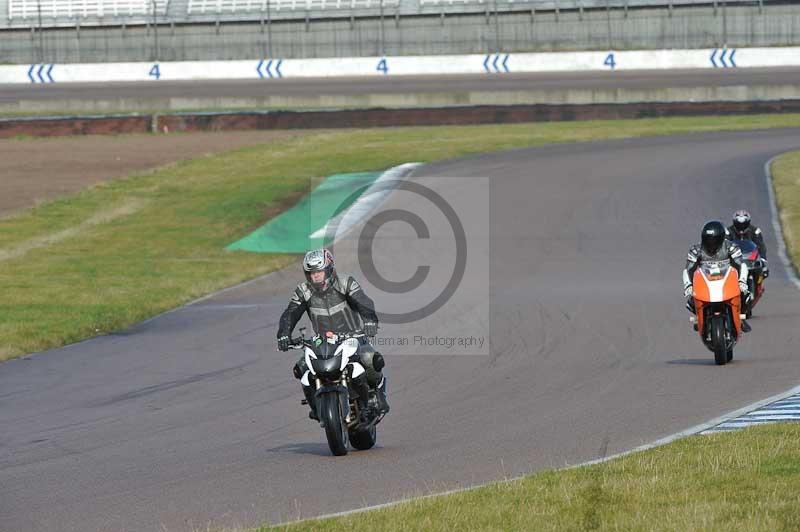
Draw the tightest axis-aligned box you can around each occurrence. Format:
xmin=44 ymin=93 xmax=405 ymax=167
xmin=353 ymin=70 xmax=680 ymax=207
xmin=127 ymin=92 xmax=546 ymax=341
xmin=314 ymin=341 xmax=338 ymax=359
xmin=311 ymin=355 xmax=343 ymax=377
xmin=732 ymin=239 xmax=757 ymax=255
xmin=732 ymin=239 xmax=760 ymax=263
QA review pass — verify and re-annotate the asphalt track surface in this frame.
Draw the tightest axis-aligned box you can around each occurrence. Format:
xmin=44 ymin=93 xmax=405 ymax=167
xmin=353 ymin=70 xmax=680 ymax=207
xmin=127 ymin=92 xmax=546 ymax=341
xmin=2 ymin=68 xmax=800 ymax=103
xmin=3 ymin=128 xmax=800 ymax=532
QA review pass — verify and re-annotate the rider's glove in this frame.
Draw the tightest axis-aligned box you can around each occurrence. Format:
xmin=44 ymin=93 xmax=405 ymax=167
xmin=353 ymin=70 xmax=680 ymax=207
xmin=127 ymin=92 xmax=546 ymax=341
xmin=363 ymin=321 xmax=378 ymax=337
xmin=278 ymin=335 xmax=291 ymax=352
xmin=684 ymin=285 xmax=693 ymax=299
xmin=739 ymin=280 xmax=750 ymax=296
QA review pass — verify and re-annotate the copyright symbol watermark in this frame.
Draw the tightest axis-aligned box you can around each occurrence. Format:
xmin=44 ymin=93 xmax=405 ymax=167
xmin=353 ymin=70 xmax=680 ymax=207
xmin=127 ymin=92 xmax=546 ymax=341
xmin=324 ymin=179 xmax=468 ymax=325
xmin=315 ymin=172 xmax=489 ymax=358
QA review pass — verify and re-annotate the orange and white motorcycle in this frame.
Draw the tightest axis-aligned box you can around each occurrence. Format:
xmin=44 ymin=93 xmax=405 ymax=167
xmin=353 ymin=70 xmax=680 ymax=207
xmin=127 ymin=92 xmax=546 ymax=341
xmin=690 ymin=259 xmax=745 ymax=365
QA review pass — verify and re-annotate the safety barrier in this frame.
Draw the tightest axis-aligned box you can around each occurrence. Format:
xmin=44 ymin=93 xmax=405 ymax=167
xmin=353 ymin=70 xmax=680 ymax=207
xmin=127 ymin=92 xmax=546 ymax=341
xmin=2 ymin=47 xmax=800 ymax=84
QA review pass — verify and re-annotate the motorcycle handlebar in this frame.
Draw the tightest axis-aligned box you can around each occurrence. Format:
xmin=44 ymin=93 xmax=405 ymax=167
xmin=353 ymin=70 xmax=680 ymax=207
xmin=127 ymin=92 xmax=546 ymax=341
xmin=287 ymin=332 xmax=367 ymax=349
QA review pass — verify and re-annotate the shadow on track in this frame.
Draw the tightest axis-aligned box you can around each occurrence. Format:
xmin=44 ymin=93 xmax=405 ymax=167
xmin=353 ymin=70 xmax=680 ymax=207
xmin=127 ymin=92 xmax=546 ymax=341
xmin=666 ymin=358 xmax=721 ymax=366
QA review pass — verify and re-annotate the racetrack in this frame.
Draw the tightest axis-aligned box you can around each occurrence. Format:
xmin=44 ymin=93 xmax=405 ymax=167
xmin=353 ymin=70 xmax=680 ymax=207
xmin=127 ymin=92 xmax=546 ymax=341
xmin=3 ymin=68 xmax=800 ymax=104
xmin=2 ymin=128 xmax=800 ymax=532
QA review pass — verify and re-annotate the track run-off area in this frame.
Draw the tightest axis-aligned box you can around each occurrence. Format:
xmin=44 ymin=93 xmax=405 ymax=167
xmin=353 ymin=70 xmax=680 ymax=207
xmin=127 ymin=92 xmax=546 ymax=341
xmin=2 ymin=128 xmax=800 ymax=531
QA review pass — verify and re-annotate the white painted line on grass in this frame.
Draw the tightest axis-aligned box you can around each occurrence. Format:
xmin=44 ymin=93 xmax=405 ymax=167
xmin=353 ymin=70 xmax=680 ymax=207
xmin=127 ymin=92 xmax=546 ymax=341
xmin=309 ymin=162 xmax=422 ymax=240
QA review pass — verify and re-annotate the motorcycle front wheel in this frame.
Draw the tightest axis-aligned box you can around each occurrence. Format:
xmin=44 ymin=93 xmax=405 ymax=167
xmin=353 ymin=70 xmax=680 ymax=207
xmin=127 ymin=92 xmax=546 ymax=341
xmin=711 ymin=316 xmax=728 ymax=366
xmin=319 ymin=391 xmax=348 ymax=456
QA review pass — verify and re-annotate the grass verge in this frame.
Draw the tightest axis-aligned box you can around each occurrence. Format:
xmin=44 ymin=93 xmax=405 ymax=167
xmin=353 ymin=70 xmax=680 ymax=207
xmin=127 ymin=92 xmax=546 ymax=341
xmin=2 ymin=114 xmax=800 ymax=361
xmin=262 ymin=423 xmax=800 ymax=532
xmin=772 ymin=151 xmax=800 ymax=275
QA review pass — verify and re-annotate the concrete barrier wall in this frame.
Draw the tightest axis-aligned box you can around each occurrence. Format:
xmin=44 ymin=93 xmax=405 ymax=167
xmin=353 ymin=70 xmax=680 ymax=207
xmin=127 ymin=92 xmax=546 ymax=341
xmin=7 ymin=85 xmax=800 ymax=117
xmin=1 ymin=4 xmax=799 ymax=64
xmin=2 ymin=46 xmax=800 ymax=84
xmin=2 ymin=100 xmax=800 ymax=139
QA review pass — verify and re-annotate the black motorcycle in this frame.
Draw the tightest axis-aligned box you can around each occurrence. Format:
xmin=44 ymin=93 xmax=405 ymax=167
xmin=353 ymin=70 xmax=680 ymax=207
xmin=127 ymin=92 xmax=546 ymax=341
xmin=289 ymin=330 xmax=385 ymax=456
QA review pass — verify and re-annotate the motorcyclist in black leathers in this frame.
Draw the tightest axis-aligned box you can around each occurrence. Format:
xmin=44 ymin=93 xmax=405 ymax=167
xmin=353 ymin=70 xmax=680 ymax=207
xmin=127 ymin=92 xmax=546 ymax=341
xmin=277 ymin=248 xmax=389 ymax=421
xmin=726 ymin=209 xmax=769 ymax=278
xmin=683 ymin=220 xmax=752 ymax=332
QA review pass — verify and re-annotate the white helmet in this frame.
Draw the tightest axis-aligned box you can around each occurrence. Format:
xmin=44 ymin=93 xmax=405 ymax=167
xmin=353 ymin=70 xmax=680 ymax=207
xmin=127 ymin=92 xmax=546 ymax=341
xmin=732 ymin=210 xmax=751 ymax=234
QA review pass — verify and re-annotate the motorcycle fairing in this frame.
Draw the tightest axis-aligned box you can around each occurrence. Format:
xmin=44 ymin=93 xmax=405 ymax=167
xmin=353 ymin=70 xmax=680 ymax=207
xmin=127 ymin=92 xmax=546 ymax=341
xmin=693 ymin=263 xmax=742 ymax=336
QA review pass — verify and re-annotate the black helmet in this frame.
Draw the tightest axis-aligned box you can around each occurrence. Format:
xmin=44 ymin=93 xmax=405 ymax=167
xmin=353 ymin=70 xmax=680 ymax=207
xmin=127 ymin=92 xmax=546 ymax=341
xmin=732 ymin=210 xmax=751 ymax=234
xmin=701 ymin=220 xmax=726 ymax=255
xmin=303 ymin=248 xmax=335 ymax=292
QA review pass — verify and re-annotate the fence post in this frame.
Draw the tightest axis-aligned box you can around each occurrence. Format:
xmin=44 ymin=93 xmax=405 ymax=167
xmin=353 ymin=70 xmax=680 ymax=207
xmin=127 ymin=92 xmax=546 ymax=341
xmin=267 ymin=0 xmax=273 ymax=57
xmin=722 ymin=0 xmax=727 ymax=48
xmin=36 ymin=0 xmax=44 ymax=63
xmin=152 ymin=0 xmax=160 ymax=61
xmin=379 ymin=0 xmax=385 ymax=56
xmin=493 ymin=0 xmax=500 ymax=53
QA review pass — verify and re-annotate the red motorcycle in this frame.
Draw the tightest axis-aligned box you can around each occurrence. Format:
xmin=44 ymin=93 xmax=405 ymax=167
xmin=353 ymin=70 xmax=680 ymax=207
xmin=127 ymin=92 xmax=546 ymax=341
xmin=732 ymin=239 xmax=768 ymax=318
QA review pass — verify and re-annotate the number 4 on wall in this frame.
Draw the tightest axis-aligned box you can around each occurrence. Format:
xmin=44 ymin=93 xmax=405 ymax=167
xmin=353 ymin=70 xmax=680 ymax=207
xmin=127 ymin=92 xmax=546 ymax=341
xmin=149 ymin=64 xmax=161 ymax=80
xmin=376 ymin=58 xmax=388 ymax=75
xmin=604 ymin=53 xmax=616 ymax=70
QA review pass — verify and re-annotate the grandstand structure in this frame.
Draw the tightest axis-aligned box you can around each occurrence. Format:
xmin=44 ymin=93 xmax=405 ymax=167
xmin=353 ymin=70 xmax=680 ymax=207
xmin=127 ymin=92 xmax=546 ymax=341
xmin=0 ymin=0 xmax=798 ymax=63
xmin=0 ymin=0 xmax=778 ymax=28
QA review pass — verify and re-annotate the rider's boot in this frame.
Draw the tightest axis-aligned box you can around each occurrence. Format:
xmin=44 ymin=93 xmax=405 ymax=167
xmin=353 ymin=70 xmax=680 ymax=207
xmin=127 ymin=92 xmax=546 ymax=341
xmin=302 ymin=384 xmax=319 ymax=421
xmin=375 ymin=377 xmax=390 ymax=415
xmin=740 ymin=294 xmax=752 ymax=333
xmin=687 ymin=297 xmax=698 ymax=331
xmin=351 ymin=372 xmax=371 ymax=412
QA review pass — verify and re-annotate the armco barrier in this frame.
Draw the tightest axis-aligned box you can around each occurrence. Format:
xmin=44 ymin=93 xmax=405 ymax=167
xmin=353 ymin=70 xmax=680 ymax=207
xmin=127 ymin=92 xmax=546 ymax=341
xmin=4 ymin=100 xmax=800 ymax=139
xmin=3 ymin=47 xmax=800 ymax=84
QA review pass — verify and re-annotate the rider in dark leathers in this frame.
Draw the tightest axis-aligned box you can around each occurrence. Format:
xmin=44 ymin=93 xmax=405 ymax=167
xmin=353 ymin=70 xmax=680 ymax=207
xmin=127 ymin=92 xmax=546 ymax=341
xmin=683 ymin=220 xmax=752 ymax=332
xmin=277 ymin=249 xmax=389 ymax=420
xmin=726 ymin=209 xmax=769 ymax=278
